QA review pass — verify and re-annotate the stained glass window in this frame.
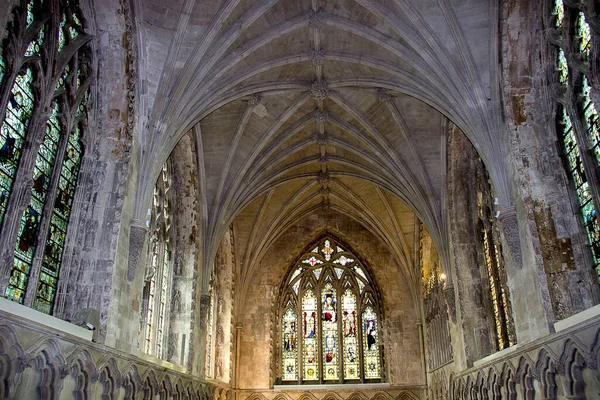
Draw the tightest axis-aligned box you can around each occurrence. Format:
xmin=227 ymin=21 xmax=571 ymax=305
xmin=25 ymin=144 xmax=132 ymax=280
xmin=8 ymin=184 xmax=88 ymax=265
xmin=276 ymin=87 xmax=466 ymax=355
xmin=1 ymin=0 xmax=91 ymax=314
xmin=279 ymin=236 xmax=382 ymax=384
xmin=581 ymin=77 xmax=600 ymax=168
xmin=139 ymin=162 xmax=174 ymax=358
xmin=7 ymin=103 xmax=62 ymax=304
xmin=558 ymin=105 xmax=600 ymax=272
xmin=282 ymin=308 xmax=298 ymax=380
xmin=0 ymin=67 xmax=35 ymax=228
xmin=549 ymin=0 xmax=600 ymax=279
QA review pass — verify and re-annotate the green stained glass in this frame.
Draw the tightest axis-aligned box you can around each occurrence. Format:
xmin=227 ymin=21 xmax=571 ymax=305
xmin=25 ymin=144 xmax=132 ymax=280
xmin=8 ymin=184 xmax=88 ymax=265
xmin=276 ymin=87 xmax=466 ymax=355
xmin=581 ymin=77 xmax=600 ymax=168
xmin=9 ymin=103 xmax=61 ymax=305
xmin=302 ymin=289 xmax=318 ymax=380
xmin=342 ymin=289 xmax=359 ymax=380
xmin=58 ymin=15 xmax=67 ymax=51
xmin=26 ymin=1 xmax=35 ymax=27
xmin=25 ymin=26 xmax=44 ymax=56
xmin=576 ymin=12 xmax=591 ymax=59
xmin=322 ymin=283 xmax=338 ymax=380
xmin=0 ymin=53 xmax=5 ymax=84
xmin=362 ymin=307 xmax=380 ymax=379
xmin=553 ymin=0 xmax=564 ymax=29
xmin=0 ymin=67 xmax=35 ymax=228
xmin=558 ymin=48 xmax=568 ymax=86
xmin=35 ymin=123 xmax=84 ymax=314
xmin=282 ymin=308 xmax=298 ymax=381
xmin=558 ymin=105 xmax=600 ymax=274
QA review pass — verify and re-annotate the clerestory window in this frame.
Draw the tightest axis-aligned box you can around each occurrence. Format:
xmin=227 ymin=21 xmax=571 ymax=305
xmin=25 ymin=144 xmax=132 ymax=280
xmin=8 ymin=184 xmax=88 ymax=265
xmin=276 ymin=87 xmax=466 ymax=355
xmin=1 ymin=0 xmax=91 ymax=314
xmin=278 ymin=236 xmax=382 ymax=384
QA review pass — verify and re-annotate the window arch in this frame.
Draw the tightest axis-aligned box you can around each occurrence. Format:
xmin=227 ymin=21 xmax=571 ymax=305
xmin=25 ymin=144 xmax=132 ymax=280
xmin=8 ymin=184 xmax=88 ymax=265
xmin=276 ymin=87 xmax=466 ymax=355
xmin=278 ymin=236 xmax=382 ymax=384
xmin=1 ymin=0 xmax=91 ymax=314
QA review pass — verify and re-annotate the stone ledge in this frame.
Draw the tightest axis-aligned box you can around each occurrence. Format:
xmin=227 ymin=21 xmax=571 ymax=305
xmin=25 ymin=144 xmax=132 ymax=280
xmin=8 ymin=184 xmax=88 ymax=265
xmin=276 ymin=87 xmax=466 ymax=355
xmin=554 ymin=303 xmax=600 ymax=332
xmin=273 ymin=383 xmax=391 ymax=390
xmin=0 ymin=296 xmax=93 ymax=341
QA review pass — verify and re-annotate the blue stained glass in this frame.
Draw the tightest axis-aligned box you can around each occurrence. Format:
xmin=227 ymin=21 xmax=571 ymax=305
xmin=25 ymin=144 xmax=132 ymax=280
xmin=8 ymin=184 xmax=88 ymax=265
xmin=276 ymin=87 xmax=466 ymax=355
xmin=558 ymin=105 xmax=600 ymax=275
xmin=581 ymin=77 xmax=600 ymax=169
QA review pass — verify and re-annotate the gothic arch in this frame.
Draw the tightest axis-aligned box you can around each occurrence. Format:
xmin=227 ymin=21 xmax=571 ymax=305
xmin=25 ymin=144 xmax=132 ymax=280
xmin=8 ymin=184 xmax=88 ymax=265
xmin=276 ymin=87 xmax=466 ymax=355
xmin=535 ymin=348 xmax=558 ymax=400
xmin=516 ymin=356 xmax=535 ymax=400
xmin=559 ymin=339 xmax=589 ymax=398
xmin=28 ymin=338 xmax=68 ymax=400
xmin=0 ymin=325 xmax=26 ymax=399
xmin=277 ymin=234 xmax=384 ymax=383
xmin=96 ymin=358 xmax=120 ymax=400
xmin=68 ymin=349 xmax=97 ymax=400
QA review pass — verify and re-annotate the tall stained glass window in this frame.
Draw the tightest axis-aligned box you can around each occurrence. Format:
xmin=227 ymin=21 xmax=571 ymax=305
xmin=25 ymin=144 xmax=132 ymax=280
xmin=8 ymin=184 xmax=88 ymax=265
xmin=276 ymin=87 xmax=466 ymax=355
xmin=1 ymin=0 xmax=92 ymax=314
xmin=548 ymin=0 xmax=600 ymax=276
xmin=139 ymin=163 xmax=173 ymax=359
xmin=278 ymin=237 xmax=382 ymax=384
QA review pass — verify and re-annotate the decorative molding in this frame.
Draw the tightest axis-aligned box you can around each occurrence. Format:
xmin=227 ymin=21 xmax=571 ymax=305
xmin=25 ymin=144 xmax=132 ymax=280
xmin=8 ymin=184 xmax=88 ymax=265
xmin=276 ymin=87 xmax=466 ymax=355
xmin=309 ymin=10 xmax=324 ymax=30
xmin=498 ymin=207 xmax=523 ymax=270
xmin=310 ymin=81 xmax=329 ymax=100
xmin=199 ymin=294 xmax=211 ymax=330
xmin=310 ymin=49 xmax=325 ymax=66
xmin=248 ymin=94 xmax=261 ymax=107
xmin=127 ymin=219 xmax=148 ymax=281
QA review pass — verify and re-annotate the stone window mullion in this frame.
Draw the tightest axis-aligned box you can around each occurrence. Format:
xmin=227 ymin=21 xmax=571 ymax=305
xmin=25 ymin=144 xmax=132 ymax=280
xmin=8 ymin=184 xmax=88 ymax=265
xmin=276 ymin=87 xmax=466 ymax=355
xmin=22 ymin=107 xmax=70 ymax=308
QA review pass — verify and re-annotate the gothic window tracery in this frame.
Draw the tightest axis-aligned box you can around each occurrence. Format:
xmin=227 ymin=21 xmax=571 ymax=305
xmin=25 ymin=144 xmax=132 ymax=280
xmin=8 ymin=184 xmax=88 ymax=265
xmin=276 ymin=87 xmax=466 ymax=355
xmin=549 ymin=0 xmax=600 ymax=276
xmin=1 ymin=0 xmax=91 ymax=313
xmin=139 ymin=163 xmax=173 ymax=359
xmin=278 ymin=236 xmax=382 ymax=384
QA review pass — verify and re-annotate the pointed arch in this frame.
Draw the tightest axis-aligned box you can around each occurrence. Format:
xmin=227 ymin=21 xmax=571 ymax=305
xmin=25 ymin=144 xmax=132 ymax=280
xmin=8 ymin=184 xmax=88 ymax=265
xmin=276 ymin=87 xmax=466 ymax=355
xmin=0 ymin=325 xmax=26 ymax=399
xmin=276 ymin=234 xmax=383 ymax=383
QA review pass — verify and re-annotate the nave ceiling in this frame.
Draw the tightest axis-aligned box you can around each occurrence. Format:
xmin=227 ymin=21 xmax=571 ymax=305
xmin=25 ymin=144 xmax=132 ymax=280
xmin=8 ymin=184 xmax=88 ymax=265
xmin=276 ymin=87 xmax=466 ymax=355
xmin=130 ymin=0 xmax=500 ymax=294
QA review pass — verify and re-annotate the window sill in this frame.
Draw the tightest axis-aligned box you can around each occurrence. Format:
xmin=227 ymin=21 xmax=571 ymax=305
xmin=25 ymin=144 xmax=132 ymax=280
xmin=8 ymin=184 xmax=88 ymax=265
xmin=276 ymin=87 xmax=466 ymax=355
xmin=554 ymin=303 xmax=600 ymax=332
xmin=0 ymin=296 xmax=93 ymax=341
xmin=273 ymin=383 xmax=390 ymax=390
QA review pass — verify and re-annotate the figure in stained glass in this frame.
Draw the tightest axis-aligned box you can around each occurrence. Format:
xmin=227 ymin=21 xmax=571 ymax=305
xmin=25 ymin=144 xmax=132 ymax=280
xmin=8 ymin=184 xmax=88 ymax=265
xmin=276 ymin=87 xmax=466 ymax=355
xmin=0 ymin=137 xmax=16 ymax=162
xmin=281 ymin=237 xmax=381 ymax=383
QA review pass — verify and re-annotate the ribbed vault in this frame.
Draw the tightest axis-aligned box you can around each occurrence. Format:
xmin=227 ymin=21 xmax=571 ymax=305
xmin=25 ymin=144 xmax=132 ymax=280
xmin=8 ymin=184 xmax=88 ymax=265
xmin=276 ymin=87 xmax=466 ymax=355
xmin=130 ymin=0 xmax=502 ymax=297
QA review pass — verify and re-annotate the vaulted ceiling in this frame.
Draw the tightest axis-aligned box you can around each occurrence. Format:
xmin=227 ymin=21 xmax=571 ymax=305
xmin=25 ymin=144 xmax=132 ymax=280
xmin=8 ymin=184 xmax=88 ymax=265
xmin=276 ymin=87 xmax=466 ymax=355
xmin=131 ymin=0 xmax=501 ymax=295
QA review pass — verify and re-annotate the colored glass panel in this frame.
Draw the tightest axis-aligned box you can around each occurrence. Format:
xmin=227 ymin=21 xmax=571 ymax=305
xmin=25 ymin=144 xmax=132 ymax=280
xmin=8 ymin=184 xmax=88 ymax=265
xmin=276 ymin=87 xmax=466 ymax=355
xmin=35 ymin=116 xmax=85 ymax=314
xmin=313 ymin=268 xmax=322 ymax=280
xmin=303 ymin=256 xmax=322 ymax=266
xmin=322 ymin=283 xmax=338 ymax=380
xmin=558 ymin=105 xmax=600 ymax=273
xmin=292 ymin=280 xmax=300 ymax=294
xmin=333 ymin=255 xmax=354 ymax=266
xmin=282 ymin=308 xmax=298 ymax=381
xmin=342 ymin=289 xmax=359 ymax=380
xmin=362 ymin=307 xmax=380 ymax=379
xmin=581 ymin=77 xmax=600 ymax=168
xmin=483 ymin=229 xmax=505 ymax=350
xmin=289 ymin=266 xmax=302 ymax=283
xmin=553 ymin=0 xmax=564 ymax=29
xmin=321 ymin=239 xmax=334 ymax=260
xmin=576 ymin=12 xmax=591 ymax=59
xmin=302 ymin=289 xmax=318 ymax=380
xmin=335 ymin=268 xmax=343 ymax=279
xmin=557 ymin=48 xmax=568 ymax=86
xmin=0 ymin=67 xmax=35 ymax=229
xmin=7 ymin=103 xmax=61 ymax=304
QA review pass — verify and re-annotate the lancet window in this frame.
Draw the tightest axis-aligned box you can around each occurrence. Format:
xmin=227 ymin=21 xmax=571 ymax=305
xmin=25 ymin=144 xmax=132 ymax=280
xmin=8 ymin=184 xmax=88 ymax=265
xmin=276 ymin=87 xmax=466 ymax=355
xmin=477 ymin=170 xmax=515 ymax=351
xmin=139 ymin=163 xmax=173 ymax=359
xmin=549 ymin=0 xmax=600 ymax=276
xmin=278 ymin=237 xmax=382 ymax=384
xmin=1 ymin=0 xmax=91 ymax=314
